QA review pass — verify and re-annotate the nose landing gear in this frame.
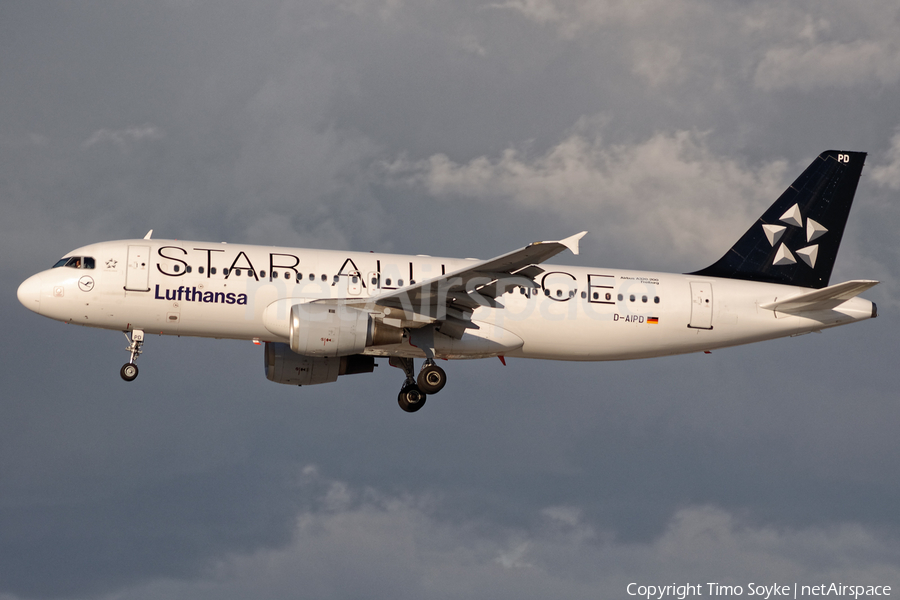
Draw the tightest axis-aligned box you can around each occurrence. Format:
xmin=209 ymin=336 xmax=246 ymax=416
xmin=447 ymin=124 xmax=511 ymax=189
xmin=120 ymin=329 xmax=144 ymax=382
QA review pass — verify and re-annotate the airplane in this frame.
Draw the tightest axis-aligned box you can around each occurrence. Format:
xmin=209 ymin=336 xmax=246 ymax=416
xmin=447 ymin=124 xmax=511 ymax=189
xmin=17 ymin=150 xmax=878 ymax=412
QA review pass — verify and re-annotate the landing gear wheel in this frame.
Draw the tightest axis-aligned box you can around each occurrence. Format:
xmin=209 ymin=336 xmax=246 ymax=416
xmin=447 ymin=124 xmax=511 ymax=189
xmin=120 ymin=363 xmax=139 ymax=382
xmin=398 ymin=384 xmax=427 ymax=413
xmin=121 ymin=330 xmax=144 ymax=381
xmin=417 ymin=364 xmax=447 ymax=394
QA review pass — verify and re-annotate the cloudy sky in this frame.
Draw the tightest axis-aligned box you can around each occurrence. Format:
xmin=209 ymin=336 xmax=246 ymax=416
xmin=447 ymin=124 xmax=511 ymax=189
xmin=2 ymin=1 xmax=900 ymax=598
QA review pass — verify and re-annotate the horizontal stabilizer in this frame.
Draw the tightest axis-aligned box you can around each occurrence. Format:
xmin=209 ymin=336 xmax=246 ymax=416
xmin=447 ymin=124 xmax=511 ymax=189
xmin=760 ymin=280 xmax=879 ymax=313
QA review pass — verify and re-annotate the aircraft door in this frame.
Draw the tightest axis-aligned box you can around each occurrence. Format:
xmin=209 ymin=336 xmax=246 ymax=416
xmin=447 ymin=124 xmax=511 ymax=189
xmin=688 ymin=281 xmax=713 ymax=329
xmin=125 ymin=245 xmax=151 ymax=292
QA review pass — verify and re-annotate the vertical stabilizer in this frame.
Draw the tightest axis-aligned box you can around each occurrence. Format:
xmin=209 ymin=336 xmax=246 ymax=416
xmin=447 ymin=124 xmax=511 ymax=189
xmin=690 ymin=150 xmax=866 ymax=289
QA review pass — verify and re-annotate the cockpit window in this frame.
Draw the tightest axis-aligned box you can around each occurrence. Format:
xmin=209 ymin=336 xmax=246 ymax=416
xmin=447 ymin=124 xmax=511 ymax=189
xmin=52 ymin=256 xmax=95 ymax=269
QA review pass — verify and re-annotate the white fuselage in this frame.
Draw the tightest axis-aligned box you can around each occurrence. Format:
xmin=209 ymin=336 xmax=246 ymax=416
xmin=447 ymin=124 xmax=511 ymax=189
xmin=17 ymin=239 xmax=876 ymax=362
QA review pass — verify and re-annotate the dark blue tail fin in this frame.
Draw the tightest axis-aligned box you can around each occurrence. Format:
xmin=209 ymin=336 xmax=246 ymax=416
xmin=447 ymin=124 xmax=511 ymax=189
xmin=690 ymin=150 xmax=866 ymax=289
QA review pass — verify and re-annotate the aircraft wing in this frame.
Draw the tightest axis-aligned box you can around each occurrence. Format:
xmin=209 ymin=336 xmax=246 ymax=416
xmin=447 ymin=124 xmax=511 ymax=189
xmin=759 ymin=279 xmax=879 ymax=313
xmin=327 ymin=231 xmax=587 ymax=337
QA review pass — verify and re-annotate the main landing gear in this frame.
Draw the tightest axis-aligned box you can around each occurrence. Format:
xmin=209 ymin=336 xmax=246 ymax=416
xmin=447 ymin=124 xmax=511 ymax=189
xmin=417 ymin=359 xmax=447 ymax=394
xmin=389 ymin=357 xmax=448 ymax=413
xmin=120 ymin=329 xmax=144 ymax=382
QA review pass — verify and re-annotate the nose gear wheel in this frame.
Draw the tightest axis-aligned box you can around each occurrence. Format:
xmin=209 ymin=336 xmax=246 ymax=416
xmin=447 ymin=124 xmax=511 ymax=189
xmin=121 ymin=329 xmax=144 ymax=382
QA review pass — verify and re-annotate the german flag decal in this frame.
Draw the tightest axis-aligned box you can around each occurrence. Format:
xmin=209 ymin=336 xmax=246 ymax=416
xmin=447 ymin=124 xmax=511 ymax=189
xmin=647 ymin=317 xmax=659 ymax=324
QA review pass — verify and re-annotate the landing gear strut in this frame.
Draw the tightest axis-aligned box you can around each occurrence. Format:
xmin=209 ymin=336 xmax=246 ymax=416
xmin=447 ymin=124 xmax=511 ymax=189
xmin=121 ymin=329 xmax=144 ymax=382
xmin=389 ymin=357 xmax=427 ymax=413
xmin=389 ymin=356 xmax=450 ymax=412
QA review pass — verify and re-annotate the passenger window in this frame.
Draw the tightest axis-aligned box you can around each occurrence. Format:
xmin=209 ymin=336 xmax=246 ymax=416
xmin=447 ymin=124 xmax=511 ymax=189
xmin=371 ymin=277 xmax=378 ymax=285
xmin=174 ymin=264 xmax=181 ymax=273
xmin=581 ymin=291 xmax=587 ymax=299
xmin=617 ymin=294 xmax=623 ymax=301
xmin=398 ymin=279 xmax=404 ymax=287
xmin=211 ymin=267 xmax=217 ymax=275
xmin=629 ymin=295 xmax=635 ymax=302
xmin=410 ymin=280 xmax=415 ymax=285
xmin=333 ymin=275 xmax=339 ymax=283
xmin=321 ymin=274 xmax=327 ymax=282
xmin=235 ymin=269 xmax=241 ymax=276
xmin=654 ymin=296 xmax=660 ymax=304
xmin=606 ymin=293 xmax=612 ymax=301
xmin=186 ymin=266 xmax=192 ymax=273
xmin=385 ymin=278 xmax=392 ymax=286
xmin=351 ymin=276 xmax=359 ymax=284
xmin=592 ymin=292 xmax=599 ymax=300
xmin=285 ymin=272 xmax=291 ymax=280
xmin=199 ymin=266 xmax=205 ymax=274
xmin=223 ymin=268 xmax=229 ymax=276
xmin=308 ymin=273 xmax=314 ymax=281
xmin=642 ymin=295 xmax=647 ymax=303
xmin=259 ymin=270 xmax=265 ymax=278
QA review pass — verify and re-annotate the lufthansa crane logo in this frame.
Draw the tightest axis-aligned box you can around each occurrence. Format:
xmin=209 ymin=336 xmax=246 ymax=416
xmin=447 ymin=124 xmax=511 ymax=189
xmin=78 ymin=276 xmax=95 ymax=292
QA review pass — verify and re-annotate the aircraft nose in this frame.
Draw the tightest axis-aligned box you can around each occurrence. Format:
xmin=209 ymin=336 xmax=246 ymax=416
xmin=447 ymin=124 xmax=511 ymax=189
xmin=17 ymin=274 xmax=42 ymax=313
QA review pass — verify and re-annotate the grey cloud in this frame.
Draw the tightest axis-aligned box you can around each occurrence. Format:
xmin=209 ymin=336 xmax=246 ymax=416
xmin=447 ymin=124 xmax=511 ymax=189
xmin=754 ymin=40 xmax=900 ymax=91
xmin=82 ymin=125 xmax=164 ymax=149
xmin=45 ymin=471 xmax=900 ymax=600
xmin=871 ymin=129 xmax=900 ymax=190
xmin=382 ymin=127 xmax=790 ymax=270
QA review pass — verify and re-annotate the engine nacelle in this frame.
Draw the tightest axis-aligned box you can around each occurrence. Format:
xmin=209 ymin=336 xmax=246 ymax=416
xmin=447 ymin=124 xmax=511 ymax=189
xmin=265 ymin=342 xmax=375 ymax=385
xmin=263 ymin=300 xmax=405 ymax=355
xmin=290 ymin=303 xmax=370 ymax=357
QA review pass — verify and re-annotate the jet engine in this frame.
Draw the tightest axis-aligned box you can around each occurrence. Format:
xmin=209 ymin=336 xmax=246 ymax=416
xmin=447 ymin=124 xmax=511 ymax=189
xmin=261 ymin=301 xmax=404 ymax=357
xmin=290 ymin=303 xmax=370 ymax=356
xmin=264 ymin=342 xmax=375 ymax=385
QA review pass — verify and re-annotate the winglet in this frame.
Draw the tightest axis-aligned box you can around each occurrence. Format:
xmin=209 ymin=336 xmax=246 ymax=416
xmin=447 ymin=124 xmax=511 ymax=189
xmin=559 ymin=231 xmax=587 ymax=256
xmin=144 ymin=230 xmax=153 ymax=240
